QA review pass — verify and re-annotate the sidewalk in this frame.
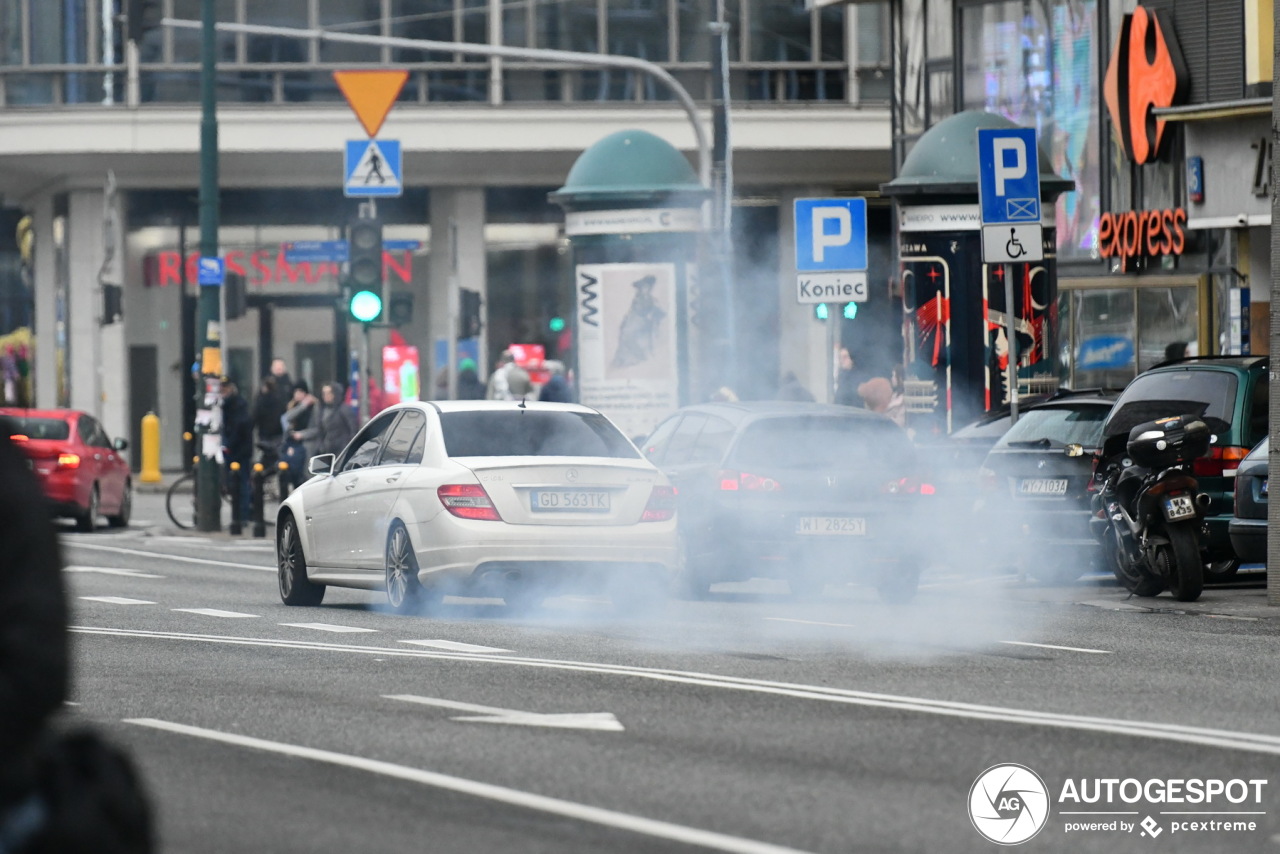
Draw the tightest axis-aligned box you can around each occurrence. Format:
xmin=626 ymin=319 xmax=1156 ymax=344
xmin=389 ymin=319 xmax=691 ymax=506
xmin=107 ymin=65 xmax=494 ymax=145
xmin=1059 ymin=570 xmax=1280 ymax=621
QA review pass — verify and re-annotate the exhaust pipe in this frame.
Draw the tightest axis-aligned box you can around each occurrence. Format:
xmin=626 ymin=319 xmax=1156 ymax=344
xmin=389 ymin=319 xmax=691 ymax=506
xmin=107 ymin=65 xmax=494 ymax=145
xmin=1195 ymin=493 xmax=1212 ymax=509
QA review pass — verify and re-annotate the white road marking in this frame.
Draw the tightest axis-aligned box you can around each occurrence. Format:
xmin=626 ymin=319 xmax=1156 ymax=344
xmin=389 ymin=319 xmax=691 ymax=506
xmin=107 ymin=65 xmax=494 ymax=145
xmin=62 ymin=541 xmax=272 ymax=572
xmin=999 ymin=641 xmax=1113 ymax=655
xmin=65 ymin=565 xmax=164 ymax=579
xmin=386 ymin=694 xmax=623 ymax=731
xmin=400 ymin=639 xmax=511 ymax=653
xmin=125 ymin=718 xmax=807 ymax=854
xmin=173 ymin=608 xmax=259 ymax=619
xmin=765 ymin=617 xmax=856 ymax=629
xmin=79 ymin=596 xmax=155 ymax=605
xmin=80 ymin=626 xmax=1280 ymax=757
xmin=279 ymin=623 xmax=377 ymax=634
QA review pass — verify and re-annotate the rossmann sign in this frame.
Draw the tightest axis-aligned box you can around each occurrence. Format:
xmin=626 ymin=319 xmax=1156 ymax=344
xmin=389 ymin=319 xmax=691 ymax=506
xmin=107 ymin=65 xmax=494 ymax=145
xmin=1103 ymin=5 xmax=1189 ymax=164
xmin=144 ymin=246 xmax=415 ymax=290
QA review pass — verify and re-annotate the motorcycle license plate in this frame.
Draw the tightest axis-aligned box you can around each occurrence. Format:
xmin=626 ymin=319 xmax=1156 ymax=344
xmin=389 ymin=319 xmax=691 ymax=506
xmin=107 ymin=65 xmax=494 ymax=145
xmin=1018 ymin=478 xmax=1068 ymax=497
xmin=1163 ymin=495 xmax=1196 ymax=521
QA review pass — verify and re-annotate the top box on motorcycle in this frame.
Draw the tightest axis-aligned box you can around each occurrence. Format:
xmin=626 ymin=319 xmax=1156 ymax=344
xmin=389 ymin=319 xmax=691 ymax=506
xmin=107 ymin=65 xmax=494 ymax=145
xmin=1126 ymin=415 xmax=1211 ymax=468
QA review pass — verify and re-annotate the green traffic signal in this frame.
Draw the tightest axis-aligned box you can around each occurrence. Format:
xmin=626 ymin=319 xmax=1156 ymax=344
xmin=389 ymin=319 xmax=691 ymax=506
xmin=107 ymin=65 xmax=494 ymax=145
xmin=549 ymin=316 xmax=566 ymax=333
xmin=350 ymin=289 xmax=383 ymax=323
xmin=814 ymin=303 xmax=829 ymax=320
xmin=843 ymin=302 xmax=859 ymax=320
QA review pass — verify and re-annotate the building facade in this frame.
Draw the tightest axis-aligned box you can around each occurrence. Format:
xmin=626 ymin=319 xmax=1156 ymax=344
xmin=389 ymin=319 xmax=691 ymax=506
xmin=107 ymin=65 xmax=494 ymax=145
xmin=887 ymin=0 xmax=1272 ymax=405
xmin=0 ymin=0 xmax=896 ymax=469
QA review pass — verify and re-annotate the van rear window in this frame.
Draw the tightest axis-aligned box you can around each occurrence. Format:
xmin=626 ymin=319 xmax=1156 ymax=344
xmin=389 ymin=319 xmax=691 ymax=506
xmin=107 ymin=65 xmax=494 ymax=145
xmin=1104 ymin=371 xmax=1237 ymax=438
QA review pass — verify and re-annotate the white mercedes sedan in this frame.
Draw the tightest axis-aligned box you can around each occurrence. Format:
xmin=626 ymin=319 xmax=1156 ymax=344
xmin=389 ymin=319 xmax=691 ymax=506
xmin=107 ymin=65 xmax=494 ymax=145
xmin=276 ymin=400 xmax=678 ymax=613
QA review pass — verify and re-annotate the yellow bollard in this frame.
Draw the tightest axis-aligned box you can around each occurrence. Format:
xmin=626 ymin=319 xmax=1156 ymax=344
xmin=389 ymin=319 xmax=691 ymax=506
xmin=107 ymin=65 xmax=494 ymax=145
xmin=140 ymin=412 xmax=162 ymax=483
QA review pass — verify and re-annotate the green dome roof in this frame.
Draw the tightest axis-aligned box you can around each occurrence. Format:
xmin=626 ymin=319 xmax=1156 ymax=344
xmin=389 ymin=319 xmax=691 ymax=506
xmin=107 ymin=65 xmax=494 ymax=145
xmin=550 ymin=130 xmax=709 ymax=209
xmin=881 ymin=111 xmax=1072 ymax=199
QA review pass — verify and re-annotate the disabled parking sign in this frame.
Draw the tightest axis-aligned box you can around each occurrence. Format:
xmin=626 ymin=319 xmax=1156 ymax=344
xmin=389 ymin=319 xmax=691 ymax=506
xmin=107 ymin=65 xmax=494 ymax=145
xmin=977 ymin=128 xmax=1043 ymax=263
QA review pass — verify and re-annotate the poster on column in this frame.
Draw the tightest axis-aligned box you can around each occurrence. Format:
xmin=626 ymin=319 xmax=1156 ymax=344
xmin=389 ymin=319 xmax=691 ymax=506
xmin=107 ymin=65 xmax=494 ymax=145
xmin=980 ymin=230 xmax=1057 ymax=412
xmin=575 ymin=262 xmax=678 ymax=439
xmin=382 ymin=345 xmax=420 ymax=405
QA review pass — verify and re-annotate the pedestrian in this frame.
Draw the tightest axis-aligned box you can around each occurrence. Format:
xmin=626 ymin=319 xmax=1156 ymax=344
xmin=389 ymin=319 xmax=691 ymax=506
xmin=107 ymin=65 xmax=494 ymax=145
xmin=776 ymin=370 xmax=815 ymax=402
xmin=538 ymin=360 xmax=574 ymax=403
xmin=269 ymin=357 xmax=293 ymax=395
xmin=294 ymin=382 xmax=358 ymax=458
xmin=220 ymin=378 xmax=254 ymax=523
xmin=456 ymin=357 xmax=486 ymax=400
xmin=709 ymin=386 xmax=738 ymax=402
xmin=857 ymin=376 xmax=906 ymax=427
xmin=835 ymin=347 xmax=866 ymax=407
xmin=251 ymin=375 xmax=285 ymax=449
xmin=280 ymin=381 xmax=314 ymax=488
xmin=0 ymin=417 xmax=69 ymax=846
xmin=1164 ymin=341 xmax=1190 ymax=362
xmin=486 ymin=350 xmax=531 ymax=401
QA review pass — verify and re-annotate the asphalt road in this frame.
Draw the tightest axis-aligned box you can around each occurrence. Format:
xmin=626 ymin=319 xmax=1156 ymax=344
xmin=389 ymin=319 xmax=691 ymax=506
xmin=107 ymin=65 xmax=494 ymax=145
xmin=48 ymin=489 xmax=1280 ymax=853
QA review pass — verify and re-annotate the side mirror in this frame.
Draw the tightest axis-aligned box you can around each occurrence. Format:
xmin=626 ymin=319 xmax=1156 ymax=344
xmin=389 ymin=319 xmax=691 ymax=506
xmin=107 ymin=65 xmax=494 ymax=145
xmin=1064 ymin=443 xmax=1083 ymax=458
xmin=309 ymin=454 xmax=335 ymax=476
xmin=113 ymin=437 xmax=129 ymax=451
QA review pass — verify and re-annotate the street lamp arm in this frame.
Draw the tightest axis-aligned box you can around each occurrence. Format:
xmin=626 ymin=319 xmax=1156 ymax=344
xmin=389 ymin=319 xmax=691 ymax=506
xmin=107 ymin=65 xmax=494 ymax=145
xmin=161 ymin=18 xmax=711 ymax=190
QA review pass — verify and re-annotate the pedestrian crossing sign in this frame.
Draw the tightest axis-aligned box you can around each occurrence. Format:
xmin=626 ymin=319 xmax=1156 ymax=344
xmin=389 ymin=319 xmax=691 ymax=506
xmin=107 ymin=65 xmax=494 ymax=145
xmin=344 ymin=139 xmax=402 ymax=198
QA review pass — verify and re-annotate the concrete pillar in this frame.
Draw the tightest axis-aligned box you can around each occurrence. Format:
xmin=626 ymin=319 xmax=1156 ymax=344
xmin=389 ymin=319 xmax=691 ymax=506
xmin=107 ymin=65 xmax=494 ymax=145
xmin=778 ymin=186 xmax=836 ymax=402
xmin=67 ymin=189 xmax=104 ymax=416
xmin=32 ymin=194 xmax=57 ymax=408
xmin=426 ymin=188 xmax=486 ymax=394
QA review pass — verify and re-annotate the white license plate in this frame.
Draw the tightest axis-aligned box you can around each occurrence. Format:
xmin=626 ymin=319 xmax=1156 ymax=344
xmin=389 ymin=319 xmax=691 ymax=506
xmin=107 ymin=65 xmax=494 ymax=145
xmin=531 ymin=489 xmax=610 ymax=512
xmin=1164 ymin=495 xmax=1196 ymax=521
xmin=796 ymin=516 xmax=867 ymax=536
xmin=1018 ymin=478 xmax=1069 ymax=497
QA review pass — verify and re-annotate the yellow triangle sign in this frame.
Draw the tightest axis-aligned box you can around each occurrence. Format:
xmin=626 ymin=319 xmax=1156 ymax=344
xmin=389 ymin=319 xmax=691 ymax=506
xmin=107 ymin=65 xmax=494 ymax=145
xmin=333 ymin=70 xmax=409 ymax=138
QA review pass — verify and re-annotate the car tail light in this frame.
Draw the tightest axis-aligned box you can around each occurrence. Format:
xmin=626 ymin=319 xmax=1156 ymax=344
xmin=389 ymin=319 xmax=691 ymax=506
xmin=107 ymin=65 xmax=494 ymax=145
xmin=56 ymin=452 xmax=81 ymax=469
xmin=718 ymin=470 xmax=781 ymax=492
xmin=978 ymin=467 xmax=999 ymax=492
xmin=437 ymin=484 xmax=501 ymax=521
xmin=882 ymin=476 xmax=934 ymax=494
xmin=10 ymin=434 xmax=28 ymax=442
xmin=1192 ymin=446 xmax=1248 ymax=478
xmin=641 ymin=485 xmax=677 ymax=522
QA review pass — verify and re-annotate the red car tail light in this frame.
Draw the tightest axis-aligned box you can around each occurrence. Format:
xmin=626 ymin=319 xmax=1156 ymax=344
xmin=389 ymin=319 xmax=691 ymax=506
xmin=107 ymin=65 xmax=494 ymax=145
xmin=10 ymin=434 xmax=28 ymax=442
xmin=641 ymin=485 xmax=677 ymax=522
xmin=1192 ymin=446 xmax=1248 ymax=478
xmin=718 ymin=470 xmax=781 ymax=492
xmin=883 ymin=476 xmax=934 ymax=494
xmin=437 ymin=484 xmax=502 ymax=521
xmin=56 ymin=452 xmax=81 ymax=469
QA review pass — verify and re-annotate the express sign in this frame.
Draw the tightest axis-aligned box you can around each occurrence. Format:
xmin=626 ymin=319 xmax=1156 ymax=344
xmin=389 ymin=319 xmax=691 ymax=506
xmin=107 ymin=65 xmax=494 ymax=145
xmin=1098 ymin=207 xmax=1186 ymax=270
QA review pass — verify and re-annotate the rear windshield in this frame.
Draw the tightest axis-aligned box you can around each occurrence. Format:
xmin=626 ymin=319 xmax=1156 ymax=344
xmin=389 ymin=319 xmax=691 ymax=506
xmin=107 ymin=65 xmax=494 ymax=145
xmin=995 ymin=405 xmax=1109 ymax=449
xmin=440 ymin=410 xmax=640 ymax=459
xmin=2 ymin=416 xmax=69 ymax=441
xmin=730 ymin=416 xmax=914 ymax=471
xmin=1104 ymin=370 xmax=1238 ymax=438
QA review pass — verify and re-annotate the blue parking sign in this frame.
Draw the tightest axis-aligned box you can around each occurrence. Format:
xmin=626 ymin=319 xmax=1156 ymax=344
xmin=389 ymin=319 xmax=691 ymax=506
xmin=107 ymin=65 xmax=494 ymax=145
xmin=794 ymin=198 xmax=867 ymax=272
xmin=977 ymin=128 xmax=1041 ymax=225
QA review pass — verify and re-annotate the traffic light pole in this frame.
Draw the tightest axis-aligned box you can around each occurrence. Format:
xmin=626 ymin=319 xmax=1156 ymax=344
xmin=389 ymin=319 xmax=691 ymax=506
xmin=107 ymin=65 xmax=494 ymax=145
xmin=195 ymin=0 xmax=222 ymax=532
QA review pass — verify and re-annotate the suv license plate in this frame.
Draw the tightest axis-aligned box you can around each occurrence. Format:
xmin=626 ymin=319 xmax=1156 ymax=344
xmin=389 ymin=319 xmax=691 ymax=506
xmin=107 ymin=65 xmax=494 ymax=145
xmin=796 ymin=516 xmax=866 ymax=536
xmin=1163 ymin=495 xmax=1196 ymax=521
xmin=1018 ymin=478 xmax=1068 ymax=497
xmin=531 ymin=490 xmax=610 ymax=512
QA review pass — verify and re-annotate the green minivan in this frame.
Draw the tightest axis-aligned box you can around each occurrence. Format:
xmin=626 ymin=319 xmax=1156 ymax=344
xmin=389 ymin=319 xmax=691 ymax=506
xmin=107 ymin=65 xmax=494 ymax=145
xmin=1096 ymin=356 xmax=1268 ymax=578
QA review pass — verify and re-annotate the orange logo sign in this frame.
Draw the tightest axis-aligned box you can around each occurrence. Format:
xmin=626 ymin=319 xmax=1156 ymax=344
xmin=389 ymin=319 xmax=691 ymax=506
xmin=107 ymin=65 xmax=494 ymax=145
xmin=1103 ymin=6 xmax=1188 ymax=164
xmin=1098 ymin=207 xmax=1186 ymax=271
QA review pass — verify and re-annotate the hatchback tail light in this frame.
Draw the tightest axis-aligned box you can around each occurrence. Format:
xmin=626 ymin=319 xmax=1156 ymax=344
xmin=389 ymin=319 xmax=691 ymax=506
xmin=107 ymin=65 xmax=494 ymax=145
xmin=882 ymin=476 xmax=935 ymax=495
xmin=1192 ymin=446 xmax=1248 ymax=478
xmin=437 ymin=484 xmax=501 ymax=521
xmin=978 ymin=466 xmax=999 ymax=492
xmin=718 ymin=470 xmax=781 ymax=492
xmin=56 ymin=452 xmax=81 ymax=469
xmin=641 ymin=485 xmax=677 ymax=522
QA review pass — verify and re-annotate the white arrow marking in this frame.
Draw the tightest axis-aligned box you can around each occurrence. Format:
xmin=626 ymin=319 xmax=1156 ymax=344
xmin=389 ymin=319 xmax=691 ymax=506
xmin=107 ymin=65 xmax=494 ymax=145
xmin=280 ymin=623 xmax=377 ymax=633
xmin=385 ymin=694 xmax=624 ymax=731
xmin=400 ymin=639 xmax=511 ymax=653
xmin=174 ymin=608 xmax=259 ymax=619
xmin=79 ymin=596 xmax=156 ymax=605
xmin=66 ymin=565 xmax=164 ymax=578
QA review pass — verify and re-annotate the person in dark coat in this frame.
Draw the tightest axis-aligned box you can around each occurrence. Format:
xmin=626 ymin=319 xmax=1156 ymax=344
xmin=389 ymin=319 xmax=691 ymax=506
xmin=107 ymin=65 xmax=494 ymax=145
xmin=251 ymin=375 xmax=286 ymax=447
xmin=280 ymin=381 xmax=314 ymax=488
xmin=296 ymin=382 xmax=358 ymax=458
xmin=776 ymin=370 xmax=815 ymax=402
xmin=538 ymin=360 xmax=575 ymax=403
xmin=0 ymin=418 xmax=69 ymax=820
xmin=220 ymin=378 xmax=254 ymax=522
xmin=456 ymin=358 xmax=487 ymax=400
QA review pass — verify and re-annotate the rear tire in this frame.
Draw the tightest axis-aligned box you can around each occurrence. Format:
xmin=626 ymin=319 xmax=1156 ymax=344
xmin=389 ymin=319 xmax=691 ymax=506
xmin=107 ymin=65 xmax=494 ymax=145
xmin=385 ymin=522 xmax=429 ymax=614
xmin=107 ymin=481 xmax=132 ymax=528
xmin=674 ymin=534 xmax=715 ymax=600
xmin=278 ymin=514 xmax=325 ymax=606
xmin=1165 ymin=523 xmax=1204 ymax=602
xmin=1204 ymin=558 xmax=1240 ymax=581
xmin=876 ymin=560 xmax=920 ymax=604
xmin=76 ymin=486 xmax=99 ymax=533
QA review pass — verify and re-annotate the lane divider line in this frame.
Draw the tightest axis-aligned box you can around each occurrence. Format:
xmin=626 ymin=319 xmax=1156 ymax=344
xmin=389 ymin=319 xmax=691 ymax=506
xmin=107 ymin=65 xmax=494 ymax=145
xmin=400 ymin=639 xmax=512 ymax=653
xmin=998 ymin=641 xmax=1113 ymax=655
xmin=77 ymin=626 xmax=1280 ymax=757
xmin=124 ymin=718 xmax=812 ymax=854
xmin=62 ymin=541 xmax=272 ymax=572
xmin=79 ymin=596 xmax=156 ymax=605
xmin=173 ymin=608 xmax=260 ymax=619
xmin=66 ymin=566 xmax=164 ymax=579
xmin=279 ymin=623 xmax=377 ymax=634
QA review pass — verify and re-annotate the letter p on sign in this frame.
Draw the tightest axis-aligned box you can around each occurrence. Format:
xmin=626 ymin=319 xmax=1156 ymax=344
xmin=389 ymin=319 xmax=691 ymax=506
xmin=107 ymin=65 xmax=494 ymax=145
xmin=993 ymin=138 xmax=1026 ymax=196
xmin=793 ymin=197 xmax=868 ymax=273
xmin=812 ymin=207 xmax=851 ymax=262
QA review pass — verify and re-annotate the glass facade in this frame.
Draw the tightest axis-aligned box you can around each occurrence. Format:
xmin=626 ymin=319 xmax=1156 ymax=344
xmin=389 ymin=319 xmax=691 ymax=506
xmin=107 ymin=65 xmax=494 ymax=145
xmin=0 ymin=0 xmax=892 ymax=108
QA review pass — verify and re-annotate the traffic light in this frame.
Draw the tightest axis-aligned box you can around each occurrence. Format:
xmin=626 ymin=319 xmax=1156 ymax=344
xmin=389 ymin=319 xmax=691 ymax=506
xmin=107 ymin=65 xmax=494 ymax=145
xmin=225 ymin=272 xmax=247 ymax=319
xmin=387 ymin=291 xmax=414 ymax=326
xmin=843 ymin=302 xmax=858 ymax=320
xmin=548 ymin=316 xmax=566 ymax=333
xmin=348 ymin=218 xmax=383 ymax=322
xmin=459 ymin=289 xmax=482 ymax=339
xmin=127 ymin=0 xmax=160 ymax=43
xmin=814 ymin=303 xmax=829 ymax=321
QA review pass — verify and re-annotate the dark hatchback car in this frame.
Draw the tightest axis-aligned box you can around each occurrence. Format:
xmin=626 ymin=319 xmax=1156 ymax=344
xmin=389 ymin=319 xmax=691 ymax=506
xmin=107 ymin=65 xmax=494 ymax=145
xmin=1097 ymin=355 xmax=1268 ymax=577
xmin=974 ymin=390 xmax=1117 ymax=583
xmin=640 ymin=402 xmax=926 ymax=603
xmin=1229 ymin=437 xmax=1268 ymax=564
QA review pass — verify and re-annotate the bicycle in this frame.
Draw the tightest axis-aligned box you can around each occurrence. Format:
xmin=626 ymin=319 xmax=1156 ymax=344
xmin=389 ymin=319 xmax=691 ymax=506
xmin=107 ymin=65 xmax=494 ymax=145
xmin=165 ymin=442 xmax=285 ymax=530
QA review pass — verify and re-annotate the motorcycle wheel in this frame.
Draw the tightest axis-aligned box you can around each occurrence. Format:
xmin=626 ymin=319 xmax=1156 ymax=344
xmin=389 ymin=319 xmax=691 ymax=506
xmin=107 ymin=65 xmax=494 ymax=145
xmin=1108 ymin=523 xmax=1163 ymax=597
xmin=1164 ymin=523 xmax=1204 ymax=602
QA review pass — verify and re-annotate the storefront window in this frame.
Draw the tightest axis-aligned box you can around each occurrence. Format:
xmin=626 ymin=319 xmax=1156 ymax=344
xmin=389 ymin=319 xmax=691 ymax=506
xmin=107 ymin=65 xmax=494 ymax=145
xmin=1063 ymin=281 xmax=1200 ymax=389
xmin=959 ymin=1 xmax=1100 ymax=263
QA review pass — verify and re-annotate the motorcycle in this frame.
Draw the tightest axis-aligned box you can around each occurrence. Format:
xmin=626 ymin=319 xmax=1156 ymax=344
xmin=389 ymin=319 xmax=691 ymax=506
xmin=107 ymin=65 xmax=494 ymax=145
xmin=1089 ymin=415 xmax=1210 ymax=602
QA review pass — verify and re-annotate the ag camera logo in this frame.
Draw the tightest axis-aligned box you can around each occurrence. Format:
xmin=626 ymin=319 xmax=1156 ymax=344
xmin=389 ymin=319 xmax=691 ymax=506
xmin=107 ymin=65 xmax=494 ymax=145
xmin=969 ymin=764 xmax=1051 ymax=845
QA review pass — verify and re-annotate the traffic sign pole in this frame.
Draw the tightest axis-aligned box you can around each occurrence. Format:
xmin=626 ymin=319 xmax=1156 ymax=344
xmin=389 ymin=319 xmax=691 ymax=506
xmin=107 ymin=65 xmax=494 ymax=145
xmin=1005 ymin=262 xmax=1018 ymax=424
xmin=196 ymin=0 xmax=222 ymax=532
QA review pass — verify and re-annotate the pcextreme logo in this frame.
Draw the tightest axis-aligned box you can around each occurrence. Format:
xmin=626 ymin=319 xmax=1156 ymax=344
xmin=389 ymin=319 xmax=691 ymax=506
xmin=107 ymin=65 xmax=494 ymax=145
xmin=1103 ymin=5 xmax=1189 ymax=164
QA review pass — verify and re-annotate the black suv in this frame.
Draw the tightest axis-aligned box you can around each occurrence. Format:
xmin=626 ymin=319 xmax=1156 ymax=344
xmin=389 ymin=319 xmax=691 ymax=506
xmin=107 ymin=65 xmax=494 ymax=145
xmin=1096 ymin=356 xmax=1268 ymax=577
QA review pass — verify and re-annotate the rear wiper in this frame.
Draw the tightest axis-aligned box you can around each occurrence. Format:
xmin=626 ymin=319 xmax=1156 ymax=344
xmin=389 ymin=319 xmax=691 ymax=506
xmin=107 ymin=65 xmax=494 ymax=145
xmin=1006 ymin=438 xmax=1054 ymax=448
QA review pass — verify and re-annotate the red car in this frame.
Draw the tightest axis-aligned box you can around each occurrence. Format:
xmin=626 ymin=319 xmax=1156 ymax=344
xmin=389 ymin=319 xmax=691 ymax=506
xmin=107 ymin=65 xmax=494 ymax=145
xmin=0 ymin=408 xmax=132 ymax=532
